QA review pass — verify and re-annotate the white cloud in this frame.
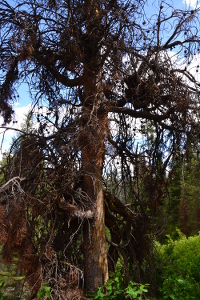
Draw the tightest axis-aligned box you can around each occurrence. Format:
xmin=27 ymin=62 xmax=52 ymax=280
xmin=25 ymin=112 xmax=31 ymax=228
xmin=186 ymin=54 xmax=200 ymax=80
xmin=182 ymin=0 xmax=200 ymax=8
xmin=0 ymin=104 xmax=32 ymax=158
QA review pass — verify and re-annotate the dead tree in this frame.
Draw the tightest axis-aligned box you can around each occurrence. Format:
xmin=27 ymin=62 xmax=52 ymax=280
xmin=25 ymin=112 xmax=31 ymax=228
xmin=0 ymin=0 xmax=200 ymax=297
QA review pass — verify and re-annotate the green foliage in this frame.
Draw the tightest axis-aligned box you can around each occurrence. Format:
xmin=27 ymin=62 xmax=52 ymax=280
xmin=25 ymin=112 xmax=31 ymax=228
xmin=0 ymin=283 xmax=8 ymax=300
xmin=37 ymin=284 xmax=51 ymax=300
xmin=157 ymin=233 xmax=200 ymax=299
xmin=161 ymin=276 xmax=196 ymax=300
xmin=125 ymin=281 xmax=149 ymax=299
xmin=88 ymin=271 xmax=149 ymax=300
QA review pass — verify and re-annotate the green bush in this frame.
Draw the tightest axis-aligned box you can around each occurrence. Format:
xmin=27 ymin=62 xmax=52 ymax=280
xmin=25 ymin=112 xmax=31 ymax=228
xmin=157 ymin=232 xmax=200 ymax=299
xmin=88 ymin=269 xmax=149 ymax=299
xmin=37 ymin=284 xmax=51 ymax=300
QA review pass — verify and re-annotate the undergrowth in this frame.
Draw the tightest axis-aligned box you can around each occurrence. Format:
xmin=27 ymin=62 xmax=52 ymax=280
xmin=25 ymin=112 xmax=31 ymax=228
xmin=88 ymin=268 xmax=149 ymax=300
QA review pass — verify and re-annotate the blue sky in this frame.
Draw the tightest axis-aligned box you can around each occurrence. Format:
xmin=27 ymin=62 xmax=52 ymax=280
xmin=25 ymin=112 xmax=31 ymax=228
xmin=0 ymin=0 xmax=199 ymax=158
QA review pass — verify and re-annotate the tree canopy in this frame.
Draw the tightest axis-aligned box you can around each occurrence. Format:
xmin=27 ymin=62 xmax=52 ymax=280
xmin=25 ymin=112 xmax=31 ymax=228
xmin=0 ymin=0 xmax=200 ymax=298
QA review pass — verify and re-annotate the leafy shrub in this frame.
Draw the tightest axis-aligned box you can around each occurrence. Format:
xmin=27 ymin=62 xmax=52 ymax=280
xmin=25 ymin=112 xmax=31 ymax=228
xmin=37 ymin=283 xmax=51 ymax=300
xmin=125 ymin=281 xmax=149 ymax=299
xmin=88 ymin=270 xmax=149 ymax=299
xmin=157 ymin=233 xmax=200 ymax=299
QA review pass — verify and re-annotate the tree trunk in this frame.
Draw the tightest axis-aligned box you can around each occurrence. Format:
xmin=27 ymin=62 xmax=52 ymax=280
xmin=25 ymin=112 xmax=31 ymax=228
xmin=81 ymin=70 xmax=109 ymax=292
xmin=82 ymin=163 xmax=108 ymax=292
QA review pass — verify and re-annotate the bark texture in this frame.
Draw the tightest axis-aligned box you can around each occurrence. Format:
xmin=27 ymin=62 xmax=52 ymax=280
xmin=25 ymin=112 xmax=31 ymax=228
xmin=80 ymin=68 xmax=109 ymax=292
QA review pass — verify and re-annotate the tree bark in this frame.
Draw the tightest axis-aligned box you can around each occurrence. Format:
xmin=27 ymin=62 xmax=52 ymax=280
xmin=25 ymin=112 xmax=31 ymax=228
xmin=81 ymin=68 xmax=109 ymax=292
xmin=82 ymin=164 xmax=108 ymax=292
